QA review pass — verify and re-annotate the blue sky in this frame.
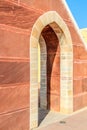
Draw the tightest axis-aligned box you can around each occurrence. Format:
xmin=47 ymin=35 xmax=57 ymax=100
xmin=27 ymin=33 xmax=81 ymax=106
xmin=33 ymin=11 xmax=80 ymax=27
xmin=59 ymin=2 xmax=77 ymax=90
xmin=66 ymin=0 xmax=87 ymax=29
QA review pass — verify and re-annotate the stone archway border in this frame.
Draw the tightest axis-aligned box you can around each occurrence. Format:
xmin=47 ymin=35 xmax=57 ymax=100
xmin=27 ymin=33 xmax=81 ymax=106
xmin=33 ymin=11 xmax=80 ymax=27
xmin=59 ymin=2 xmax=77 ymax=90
xmin=30 ymin=11 xmax=73 ymax=129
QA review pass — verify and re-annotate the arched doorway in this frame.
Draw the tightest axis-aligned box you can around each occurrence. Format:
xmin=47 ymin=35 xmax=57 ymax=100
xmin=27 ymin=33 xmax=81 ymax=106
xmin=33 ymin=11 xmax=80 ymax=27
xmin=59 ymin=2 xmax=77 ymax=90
xmin=30 ymin=11 xmax=73 ymax=129
xmin=39 ymin=24 xmax=60 ymax=111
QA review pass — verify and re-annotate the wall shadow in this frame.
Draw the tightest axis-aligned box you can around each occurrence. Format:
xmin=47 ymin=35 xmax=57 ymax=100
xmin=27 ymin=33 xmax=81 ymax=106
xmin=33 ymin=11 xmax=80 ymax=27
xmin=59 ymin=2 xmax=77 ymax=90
xmin=38 ymin=108 xmax=49 ymax=125
xmin=38 ymin=24 xmax=60 ymax=126
xmin=41 ymin=25 xmax=60 ymax=111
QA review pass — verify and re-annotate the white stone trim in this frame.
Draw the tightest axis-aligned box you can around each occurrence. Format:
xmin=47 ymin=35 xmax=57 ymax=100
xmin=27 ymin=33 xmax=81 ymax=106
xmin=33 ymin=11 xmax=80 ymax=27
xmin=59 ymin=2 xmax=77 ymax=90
xmin=30 ymin=11 xmax=73 ymax=129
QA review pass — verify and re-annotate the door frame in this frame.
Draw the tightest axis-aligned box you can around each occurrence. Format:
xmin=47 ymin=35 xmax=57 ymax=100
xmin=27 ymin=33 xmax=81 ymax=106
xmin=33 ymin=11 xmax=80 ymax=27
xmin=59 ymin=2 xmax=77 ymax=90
xmin=30 ymin=11 xmax=73 ymax=129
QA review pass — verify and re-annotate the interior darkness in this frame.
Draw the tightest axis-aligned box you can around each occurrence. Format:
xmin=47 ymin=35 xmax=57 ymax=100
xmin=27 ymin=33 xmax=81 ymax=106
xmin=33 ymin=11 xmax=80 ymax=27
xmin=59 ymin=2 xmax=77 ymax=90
xmin=41 ymin=25 xmax=60 ymax=111
xmin=38 ymin=24 xmax=60 ymax=125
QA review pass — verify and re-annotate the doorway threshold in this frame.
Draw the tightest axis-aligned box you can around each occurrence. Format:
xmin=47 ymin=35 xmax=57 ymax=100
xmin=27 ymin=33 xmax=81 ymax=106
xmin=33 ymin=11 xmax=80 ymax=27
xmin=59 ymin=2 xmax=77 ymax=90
xmin=33 ymin=108 xmax=69 ymax=130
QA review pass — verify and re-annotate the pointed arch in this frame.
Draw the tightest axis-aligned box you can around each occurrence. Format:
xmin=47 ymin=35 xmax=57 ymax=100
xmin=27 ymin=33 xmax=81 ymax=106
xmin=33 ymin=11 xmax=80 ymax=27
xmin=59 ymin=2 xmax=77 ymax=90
xmin=30 ymin=11 xmax=73 ymax=129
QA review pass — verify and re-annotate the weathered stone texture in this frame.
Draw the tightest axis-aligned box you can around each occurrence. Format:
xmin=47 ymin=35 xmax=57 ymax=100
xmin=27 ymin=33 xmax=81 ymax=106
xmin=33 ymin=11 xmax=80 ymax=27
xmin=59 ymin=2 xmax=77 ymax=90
xmin=0 ymin=0 xmax=87 ymax=129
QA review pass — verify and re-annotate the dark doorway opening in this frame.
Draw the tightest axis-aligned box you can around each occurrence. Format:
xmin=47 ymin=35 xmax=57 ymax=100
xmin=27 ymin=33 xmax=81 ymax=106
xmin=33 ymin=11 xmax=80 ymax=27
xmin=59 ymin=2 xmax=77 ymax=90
xmin=38 ymin=24 xmax=60 ymax=125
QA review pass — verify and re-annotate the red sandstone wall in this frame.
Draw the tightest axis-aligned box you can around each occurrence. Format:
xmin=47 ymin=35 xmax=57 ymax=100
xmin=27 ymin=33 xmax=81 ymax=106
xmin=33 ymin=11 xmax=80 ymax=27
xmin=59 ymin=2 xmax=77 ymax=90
xmin=0 ymin=0 xmax=42 ymax=129
xmin=20 ymin=0 xmax=87 ymax=111
xmin=0 ymin=26 xmax=30 ymax=129
xmin=0 ymin=0 xmax=87 ymax=129
xmin=19 ymin=0 xmax=87 ymax=111
xmin=22 ymin=0 xmax=87 ymax=112
xmin=73 ymin=44 xmax=87 ymax=110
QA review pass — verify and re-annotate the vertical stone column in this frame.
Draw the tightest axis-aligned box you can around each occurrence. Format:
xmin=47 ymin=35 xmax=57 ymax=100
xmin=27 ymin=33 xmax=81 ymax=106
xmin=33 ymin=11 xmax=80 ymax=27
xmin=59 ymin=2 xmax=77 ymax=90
xmin=60 ymin=42 xmax=73 ymax=113
xmin=30 ymin=36 xmax=39 ymax=128
xmin=39 ymin=36 xmax=47 ymax=109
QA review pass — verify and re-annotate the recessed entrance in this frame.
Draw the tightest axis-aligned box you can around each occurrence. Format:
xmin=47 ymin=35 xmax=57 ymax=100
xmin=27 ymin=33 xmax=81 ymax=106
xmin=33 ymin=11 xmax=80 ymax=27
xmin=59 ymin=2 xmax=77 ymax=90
xmin=39 ymin=25 xmax=60 ymax=111
xmin=38 ymin=24 xmax=60 ymax=126
xmin=30 ymin=11 xmax=73 ymax=129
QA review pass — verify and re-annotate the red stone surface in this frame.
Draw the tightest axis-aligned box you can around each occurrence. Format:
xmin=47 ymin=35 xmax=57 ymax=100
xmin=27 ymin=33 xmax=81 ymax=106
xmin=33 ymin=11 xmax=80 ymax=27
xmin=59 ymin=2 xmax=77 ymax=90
xmin=0 ymin=108 xmax=29 ymax=130
xmin=0 ymin=0 xmax=87 ymax=129
xmin=0 ymin=1 xmax=43 ymax=29
xmin=0 ymin=29 xmax=30 ymax=58
xmin=0 ymin=84 xmax=29 ymax=114
xmin=0 ymin=62 xmax=29 ymax=84
xmin=0 ymin=1 xmax=30 ymax=128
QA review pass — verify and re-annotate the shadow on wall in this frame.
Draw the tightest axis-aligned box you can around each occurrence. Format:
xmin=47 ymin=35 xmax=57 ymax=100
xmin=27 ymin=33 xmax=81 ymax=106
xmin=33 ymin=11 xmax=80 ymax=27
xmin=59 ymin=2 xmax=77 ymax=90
xmin=38 ymin=24 xmax=60 ymax=113
xmin=38 ymin=108 xmax=49 ymax=125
